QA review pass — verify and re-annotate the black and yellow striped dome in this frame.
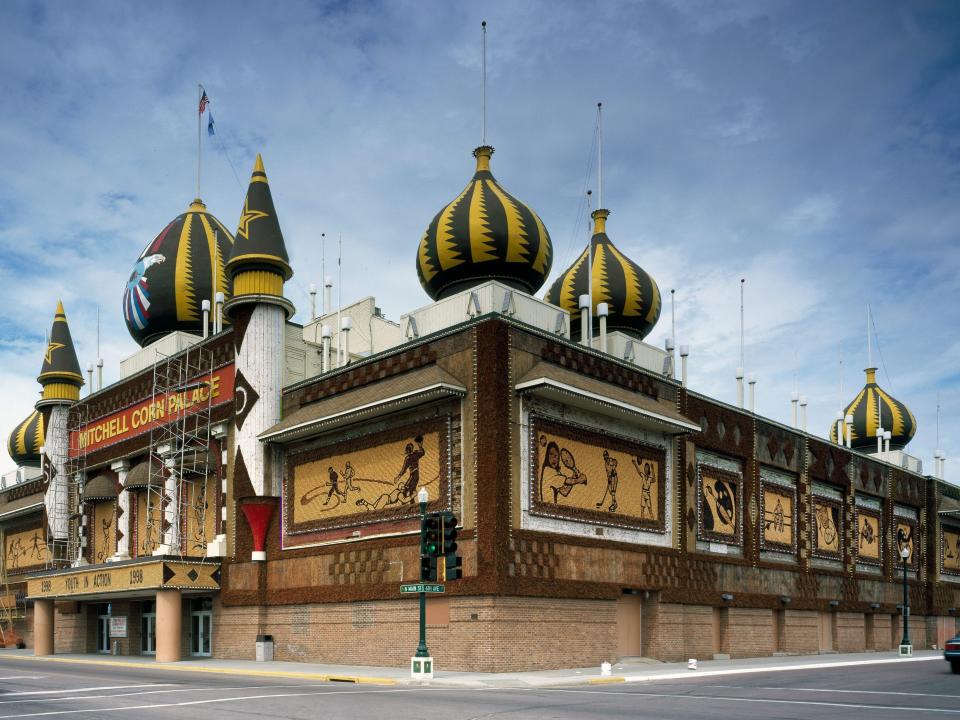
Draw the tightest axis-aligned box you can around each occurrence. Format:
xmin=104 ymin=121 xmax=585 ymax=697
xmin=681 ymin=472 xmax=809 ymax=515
xmin=8 ymin=410 xmax=43 ymax=468
xmin=544 ymin=209 xmax=661 ymax=341
xmin=123 ymin=199 xmax=234 ymax=347
xmin=417 ymin=146 xmax=553 ymax=300
xmin=829 ymin=368 xmax=917 ymax=450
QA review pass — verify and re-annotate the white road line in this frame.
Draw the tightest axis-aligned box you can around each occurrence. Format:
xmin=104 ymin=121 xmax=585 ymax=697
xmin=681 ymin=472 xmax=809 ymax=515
xmin=708 ymin=684 xmax=960 ymax=699
xmin=0 ymin=679 xmax=43 ymax=682
xmin=0 ymin=683 xmax=330 ymax=706
xmin=618 ymin=654 xmax=940 ymax=682
xmin=0 ymin=688 xmax=412 ymax=718
xmin=543 ymin=688 xmax=960 ymax=714
xmin=0 ymin=686 xmax=175 ymax=698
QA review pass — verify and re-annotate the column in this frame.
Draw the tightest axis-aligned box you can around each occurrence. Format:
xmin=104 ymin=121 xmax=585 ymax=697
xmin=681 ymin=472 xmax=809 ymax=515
xmin=34 ymin=599 xmax=55 ymax=656
xmin=111 ymin=460 xmax=131 ymax=561
xmin=155 ymin=589 xmax=182 ymax=662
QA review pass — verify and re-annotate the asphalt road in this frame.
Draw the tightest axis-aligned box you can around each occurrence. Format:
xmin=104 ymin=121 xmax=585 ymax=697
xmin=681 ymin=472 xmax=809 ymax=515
xmin=0 ymin=656 xmax=956 ymax=719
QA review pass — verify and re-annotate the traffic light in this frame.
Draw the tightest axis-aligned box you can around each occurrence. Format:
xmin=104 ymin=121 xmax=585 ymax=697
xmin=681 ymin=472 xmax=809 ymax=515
xmin=420 ymin=555 xmax=438 ymax=582
xmin=421 ymin=514 xmax=441 ymax=556
xmin=440 ymin=512 xmax=462 ymax=581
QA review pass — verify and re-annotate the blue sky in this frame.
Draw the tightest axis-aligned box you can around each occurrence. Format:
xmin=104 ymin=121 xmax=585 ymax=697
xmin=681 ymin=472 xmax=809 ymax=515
xmin=1 ymin=0 xmax=958 ymax=480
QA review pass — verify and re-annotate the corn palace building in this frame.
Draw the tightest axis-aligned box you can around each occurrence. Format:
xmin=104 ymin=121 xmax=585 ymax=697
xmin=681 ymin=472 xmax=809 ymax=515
xmin=2 ymin=140 xmax=960 ymax=671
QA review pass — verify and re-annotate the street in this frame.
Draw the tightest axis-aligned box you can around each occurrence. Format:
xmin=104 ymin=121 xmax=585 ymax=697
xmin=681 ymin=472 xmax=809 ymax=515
xmin=0 ymin=656 xmax=956 ymax=719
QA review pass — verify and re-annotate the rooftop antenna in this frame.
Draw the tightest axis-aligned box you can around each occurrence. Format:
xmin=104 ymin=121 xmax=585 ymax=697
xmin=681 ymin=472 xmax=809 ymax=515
xmin=597 ymin=102 xmax=603 ymax=210
xmin=481 ymin=21 xmax=487 ymax=146
xmin=96 ymin=305 xmax=103 ymax=390
xmin=736 ymin=278 xmax=745 ymax=407
xmin=586 ymin=189 xmax=593 ymax=342
xmin=337 ymin=231 xmax=343 ymax=366
xmin=671 ymin=289 xmax=676 ymax=349
xmin=197 ymin=84 xmax=207 ymax=200
xmin=867 ymin=303 xmax=872 ymax=368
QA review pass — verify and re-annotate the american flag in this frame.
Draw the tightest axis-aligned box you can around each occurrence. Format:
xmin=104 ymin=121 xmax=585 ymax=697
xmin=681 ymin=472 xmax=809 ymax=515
xmin=199 ymin=90 xmax=209 ymax=114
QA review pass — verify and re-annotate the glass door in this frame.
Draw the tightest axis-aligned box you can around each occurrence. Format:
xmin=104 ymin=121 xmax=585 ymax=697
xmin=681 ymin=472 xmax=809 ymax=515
xmin=97 ymin=614 xmax=111 ymax=653
xmin=141 ymin=601 xmax=156 ymax=655
xmin=190 ymin=598 xmax=213 ymax=657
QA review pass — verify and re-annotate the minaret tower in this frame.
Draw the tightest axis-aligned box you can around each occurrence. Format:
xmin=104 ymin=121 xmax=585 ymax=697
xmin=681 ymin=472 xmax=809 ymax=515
xmin=36 ymin=301 xmax=84 ymax=558
xmin=224 ymin=154 xmax=293 ymax=502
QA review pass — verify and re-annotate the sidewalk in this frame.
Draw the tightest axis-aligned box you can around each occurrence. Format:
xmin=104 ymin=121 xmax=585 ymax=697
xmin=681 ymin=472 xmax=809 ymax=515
xmin=0 ymin=647 xmax=941 ymax=688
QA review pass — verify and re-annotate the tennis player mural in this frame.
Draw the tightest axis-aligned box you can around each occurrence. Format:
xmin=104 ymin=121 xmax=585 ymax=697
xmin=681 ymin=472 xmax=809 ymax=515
xmin=530 ymin=416 xmax=666 ymax=532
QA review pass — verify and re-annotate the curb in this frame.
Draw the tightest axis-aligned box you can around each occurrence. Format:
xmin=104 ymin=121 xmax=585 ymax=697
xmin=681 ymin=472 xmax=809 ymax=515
xmin=0 ymin=654 xmax=397 ymax=686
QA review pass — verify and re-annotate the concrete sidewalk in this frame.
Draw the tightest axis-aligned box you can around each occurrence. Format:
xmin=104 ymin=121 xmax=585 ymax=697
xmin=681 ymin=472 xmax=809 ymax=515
xmin=0 ymin=647 xmax=941 ymax=688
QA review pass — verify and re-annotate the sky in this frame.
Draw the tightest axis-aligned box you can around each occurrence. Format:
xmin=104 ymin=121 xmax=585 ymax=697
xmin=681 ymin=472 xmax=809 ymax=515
xmin=0 ymin=0 xmax=958 ymax=481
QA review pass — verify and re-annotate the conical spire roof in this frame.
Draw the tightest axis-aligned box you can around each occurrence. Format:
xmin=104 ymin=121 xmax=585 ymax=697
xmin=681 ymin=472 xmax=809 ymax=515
xmin=7 ymin=409 xmax=44 ymax=468
xmin=416 ymin=146 xmax=553 ymax=300
xmin=829 ymin=368 xmax=917 ymax=450
xmin=226 ymin=154 xmax=292 ymax=281
xmin=544 ymin=209 xmax=661 ymax=341
xmin=38 ymin=300 xmax=84 ymax=388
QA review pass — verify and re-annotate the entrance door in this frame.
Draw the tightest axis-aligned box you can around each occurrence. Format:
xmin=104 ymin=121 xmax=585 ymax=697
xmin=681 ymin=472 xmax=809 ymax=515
xmin=97 ymin=614 xmax=111 ymax=654
xmin=141 ymin=601 xmax=156 ymax=655
xmin=616 ymin=593 xmax=642 ymax=658
xmin=190 ymin=598 xmax=213 ymax=657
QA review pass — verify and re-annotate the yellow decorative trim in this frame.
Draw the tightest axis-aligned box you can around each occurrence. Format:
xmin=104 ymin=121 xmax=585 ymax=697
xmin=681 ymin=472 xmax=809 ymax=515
xmin=226 ymin=253 xmax=292 ymax=280
xmin=38 ymin=370 xmax=83 ymax=384
xmin=486 ymin=180 xmax=527 ymax=263
xmin=473 ymin=145 xmax=494 ymax=172
xmin=591 ymin=208 xmax=610 ymax=234
xmin=233 ymin=270 xmax=284 ymax=297
xmin=41 ymin=382 xmax=80 ymax=402
xmin=468 ymin=180 xmax=497 ymax=263
xmin=175 ymin=214 xmax=198 ymax=322
xmin=188 ymin=198 xmax=207 ymax=211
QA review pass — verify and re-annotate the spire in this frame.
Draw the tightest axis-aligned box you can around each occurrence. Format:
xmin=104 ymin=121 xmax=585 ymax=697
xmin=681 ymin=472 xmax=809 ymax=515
xmin=37 ymin=300 xmax=84 ymax=407
xmin=224 ymin=153 xmax=294 ymax=318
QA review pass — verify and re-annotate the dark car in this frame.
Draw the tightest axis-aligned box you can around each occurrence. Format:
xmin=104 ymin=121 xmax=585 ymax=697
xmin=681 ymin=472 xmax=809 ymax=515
xmin=944 ymin=636 xmax=960 ymax=673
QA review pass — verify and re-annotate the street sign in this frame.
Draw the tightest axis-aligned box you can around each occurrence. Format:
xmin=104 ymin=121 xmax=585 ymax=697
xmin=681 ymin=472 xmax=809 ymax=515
xmin=400 ymin=583 xmax=445 ymax=594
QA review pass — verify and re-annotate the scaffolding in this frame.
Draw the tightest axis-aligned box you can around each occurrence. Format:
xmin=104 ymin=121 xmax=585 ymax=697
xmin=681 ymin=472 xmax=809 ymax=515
xmin=145 ymin=343 xmax=215 ymax=558
xmin=44 ymin=404 xmax=87 ymax=569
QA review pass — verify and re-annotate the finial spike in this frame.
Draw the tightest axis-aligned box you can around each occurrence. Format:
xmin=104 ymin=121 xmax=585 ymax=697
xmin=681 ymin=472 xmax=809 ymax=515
xmin=597 ymin=102 xmax=603 ymax=209
xmin=481 ymin=21 xmax=487 ymax=146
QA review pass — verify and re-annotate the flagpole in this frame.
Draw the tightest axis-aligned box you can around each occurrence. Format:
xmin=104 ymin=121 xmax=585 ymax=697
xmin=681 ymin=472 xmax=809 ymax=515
xmin=197 ymin=84 xmax=202 ymax=200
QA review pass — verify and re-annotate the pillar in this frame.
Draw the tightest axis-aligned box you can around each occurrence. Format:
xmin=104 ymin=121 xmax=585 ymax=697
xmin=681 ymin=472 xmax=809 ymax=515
xmin=155 ymin=589 xmax=182 ymax=662
xmin=111 ymin=460 xmax=131 ymax=560
xmin=34 ymin=599 xmax=55 ymax=656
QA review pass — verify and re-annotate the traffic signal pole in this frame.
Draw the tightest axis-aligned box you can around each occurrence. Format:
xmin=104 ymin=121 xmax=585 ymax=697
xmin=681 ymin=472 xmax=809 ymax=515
xmin=416 ymin=489 xmax=430 ymax=660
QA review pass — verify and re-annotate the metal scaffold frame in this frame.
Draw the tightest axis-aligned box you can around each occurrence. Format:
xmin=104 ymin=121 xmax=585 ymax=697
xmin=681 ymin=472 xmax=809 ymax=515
xmin=145 ymin=343 xmax=215 ymax=558
xmin=44 ymin=404 xmax=88 ymax=569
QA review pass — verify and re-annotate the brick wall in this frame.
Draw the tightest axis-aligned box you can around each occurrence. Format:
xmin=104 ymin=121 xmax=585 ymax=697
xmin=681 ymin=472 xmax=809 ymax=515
xmin=780 ymin=610 xmax=819 ymax=654
xmin=726 ymin=608 xmax=774 ymax=658
xmin=214 ymin=595 xmax=615 ymax=672
xmin=834 ymin=612 xmax=866 ymax=653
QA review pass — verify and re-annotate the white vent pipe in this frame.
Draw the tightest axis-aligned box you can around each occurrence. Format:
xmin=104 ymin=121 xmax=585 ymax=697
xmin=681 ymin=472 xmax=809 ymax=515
xmin=324 ymin=275 xmax=333 ymax=316
xmin=836 ymin=411 xmax=844 ymax=446
xmin=748 ymin=373 xmax=757 ymax=413
xmin=214 ymin=291 xmax=225 ymax=333
xmin=97 ymin=358 xmax=103 ymax=391
xmin=578 ymin=294 xmax=590 ymax=347
xmin=321 ymin=325 xmax=331 ymax=373
xmin=87 ymin=364 xmax=94 ymax=395
xmin=791 ymin=391 xmax=799 ymax=428
xmin=845 ymin=414 xmax=853 ymax=448
xmin=876 ymin=426 xmax=885 ymax=454
xmin=736 ymin=367 xmax=744 ymax=408
xmin=201 ymin=299 xmax=211 ymax=339
xmin=679 ymin=345 xmax=689 ymax=387
xmin=341 ymin=316 xmax=353 ymax=366
xmin=309 ymin=283 xmax=317 ymax=321
xmin=799 ymin=395 xmax=808 ymax=432
xmin=665 ymin=338 xmax=676 ymax=379
xmin=597 ymin=302 xmax=608 ymax=353
xmin=883 ymin=430 xmax=891 ymax=453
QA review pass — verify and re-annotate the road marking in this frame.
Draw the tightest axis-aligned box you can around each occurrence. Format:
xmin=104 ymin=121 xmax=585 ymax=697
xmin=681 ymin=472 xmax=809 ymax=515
xmin=0 ymin=678 xmax=43 ymax=681
xmin=0 ymin=688 xmax=413 ymax=718
xmin=0 ymin=685 xmax=174 ymax=698
xmin=543 ymin=688 xmax=960 ymax=714
xmin=708 ymin=684 xmax=960 ymax=699
xmin=607 ymin=654 xmax=940 ymax=683
xmin=0 ymin=683 xmax=330 ymax=706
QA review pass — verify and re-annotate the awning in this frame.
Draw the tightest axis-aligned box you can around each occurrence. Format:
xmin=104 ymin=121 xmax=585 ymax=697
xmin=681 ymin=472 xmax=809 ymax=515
xmin=516 ymin=361 xmax=699 ymax=435
xmin=122 ymin=461 xmax=159 ymax=491
xmin=82 ymin=473 xmax=118 ymax=502
xmin=261 ymin=364 xmax=466 ymax=443
xmin=26 ymin=557 xmax=220 ymax=600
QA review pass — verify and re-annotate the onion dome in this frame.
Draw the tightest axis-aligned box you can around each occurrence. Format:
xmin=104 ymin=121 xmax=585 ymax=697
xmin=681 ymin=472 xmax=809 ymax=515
xmin=7 ymin=410 xmax=44 ymax=467
xmin=417 ymin=146 xmax=553 ymax=300
xmin=123 ymin=198 xmax=234 ymax=346
xmin=37 ymin=300 xmax=84 ymax=407
xmin=829 ymin=368 xmax=917 ymax=450
xmin=544 ymin=209 xmax=661 ymax=341
xmin=224 ymin=154 xmax=294 ymax=319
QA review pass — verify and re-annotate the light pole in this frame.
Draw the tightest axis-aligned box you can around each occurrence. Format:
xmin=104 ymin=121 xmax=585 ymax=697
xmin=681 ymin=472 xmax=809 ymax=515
xmin=900 ymin=544 xmax=912 ymax=655
xmin=416 ymin=487 xmax=430 ymax=659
